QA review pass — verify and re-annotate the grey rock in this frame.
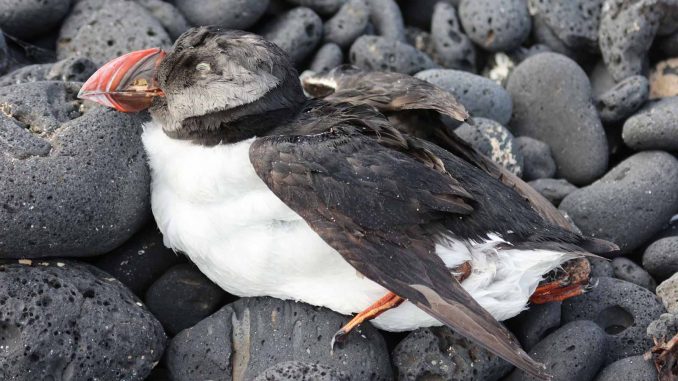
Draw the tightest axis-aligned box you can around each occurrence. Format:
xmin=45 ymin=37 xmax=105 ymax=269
xmin=0 ymin=81 xmax=150 ymax=258
xmin=455 ymin=117 xmax=523 ymax=176
xmin=528 ymin=0 xmax=603 ymax=52
xmin=175 ymin=0 xmax=269 ymax=29
xmin=515 ymin=137 xmax=556 ymax=181
xmin=431 ymin=2 xmax=476 ymax=71
xmin=0 ymin=0 xmax=71 ymax=39
xmin=459 ymin=0 xmax=531 ymax=52
xmin=559 ymin=151 xmax=678 ymax=254
xmin=393 ymin=326 xmax=512 ymax=381
xmin=416 ymin=68 xmax=512 ymax=124
xmin=350 ymin=36 xmax=435 ymax=74
xmin=137 ymin=0 xmax=190 ymax=40
xmin=643 ymin=237 xmax=678 ymax=282
xmin=506 ymin=302 xmax=561 ymax=351
xmin=507 ymin=52 xmax=608 ymax=185
xmin=166 ymin=297 xmax=392 ymax=381
xmin=657 ymin=273 xmax=678 ymax=314
xmin=400 ymin=0 xmax=457 ymax=30
xmin=405 ymin=26 xmax=435 ymax=58
xmin=595 ymin=75 xmax=649 ymax=124
xmin=57 ymin=0 xmax=172 ymax=66
xmin=528 ymin=179 xmax=578 ymax=206
xmin=647 ymin=312 xmax=678 ymax=339
xmin=622 ymin=97 xmax=678 ymax=151
xmin=309 ymin=43 xmax=344 ymax=73
xmin=254 ymin=361 xmax=349 ymax=381
xmin=0 ymin=57 xmax=97 ymax=87
xmin=94 ymin=223 xmax=187 ymax=296
xmin=366 ymin=0 xmax=406 ymax=41
xmin=0 ymin=32 xmax=8 ymax=76
xmin=561 ymin=277 xmax=665 ymax=364
xmin=594 ymin=355 xmax=657 ymax=381
xmin=145 ymin=264 xmax=227 ymax=335
xmin=590 ymin=60 xmax=618 ymax=98
xmin=590 ymin=257 xmax=615 ymax=278
xmin=261 ymin=7 xmax=323 ymax=65
xmin=506 ymin=320 xmax=607 ymax=381
xmin=324 ymin=0 xmax=369 ymax=48
xmin=599 ymin=0 xmax=661 ymax=81
xmin=286 ymin=0 xmax=346 ymax=15
xmin=612 ymin=257 xmax=656 ymax=292
xmin=531 ymin=14 xmax=580 ymax=59
xmin=0 ymin=260 xmax=165 ymax=381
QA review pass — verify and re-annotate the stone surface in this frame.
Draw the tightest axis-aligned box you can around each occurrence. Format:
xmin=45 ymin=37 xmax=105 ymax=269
xmin=594 ymin=355 xmax=657 ymax=381
xmin=507 ymin=52 xmax=608 ymax=185
xmin=657 ymin=273 xmax=678 ymax=315
xmin=0 ymin=57 xmax=97 ymax=87
xmin=400 ymin=0 xmax=457 ymax=30
xmin=93 ymin=223 xmax=187 ymax=296
xmin=528 ymin=0 xmax=603 ymax=52
xmin=506 ymin=302 xmax=561 ymax=351
xmin=393 ymin=326 xmax=512 ymax=381
xmin=528 ymin=179 xmax=577 ymax=206
xmin=166 ymin=297 xmax=392 ymax=381
xmin=286 ymin=0 xmax=347 ymax=16
xmin=650 ymin=58 xmax=678 ymax=99
xmin=595 ymin=75 xmax=649 ymax=124
xmin=599 ymin=0 xmax=661 ymax=81
xmin=506 ymin=320 xmax=607 ymax=381
xmin=137 ymin=0 xmax=190 ymax=40
xmin=612 ymin=257 xmax=656 ymax=292
xmin=647 ymin=312 xmax=678 ymax=340
xmin=254 ymin=361 xmax=349 ymax=381
xmin=57 ymin=0 xmax=171 ymax=66
xmin=0 ymin=82 xmax=150 ymax=258
xmin=0 ymin=260 xmax=165 ymax=381
xmin=455 ymin=117 xmax=523 ymax=175
xmin=560 ymin=151 xmax=678 ymax=254
xmin=431 ymin=2 xmax=476 ymax=71
xmin=350 ymin=36 xmax=435 ymax=74
xmin=416 ymin=68 xmax=512 ymax=124
xmin=459 ymin=0 xmax=531 ymax=52
xmin=590 ymin=257 xmax=615 ymax=278
xmin=366 ymin=0 xmax=406 ymax=41
xmin=643 ymin=237 xmax=678 ymax=282
xmin=145 ymin=264 xmax=227 ymax=336
xmin=175 ymin=0 xmax=269 ymax=29
xmin=0 ymin=0 xmax=71 ymax=39
xmin=622 ymin=97 xmax=678 ymax=151
xmin=261 ymin=7 xmax=323 ymax=66
xmin=309 ymin=43 xmax=344 ymax=73
xmin=515 ymin=137 xmax=556 ymax=181
xmin=562 ymin=277 xmax=665 ymax=364
xmin=323 ymin=0 xmax=369 ymax=49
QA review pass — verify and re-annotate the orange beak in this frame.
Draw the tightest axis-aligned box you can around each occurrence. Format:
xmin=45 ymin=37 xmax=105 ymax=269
xmin=78 ymin=48 xmax=166 ymax=112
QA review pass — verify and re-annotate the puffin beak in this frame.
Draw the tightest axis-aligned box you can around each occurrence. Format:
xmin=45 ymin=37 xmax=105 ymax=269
xmin=78 ymin=48 xmax=166 ymax=112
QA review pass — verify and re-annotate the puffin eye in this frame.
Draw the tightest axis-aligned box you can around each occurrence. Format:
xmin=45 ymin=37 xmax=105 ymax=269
xmin=196 ymin=62 xmax=211 ymax=72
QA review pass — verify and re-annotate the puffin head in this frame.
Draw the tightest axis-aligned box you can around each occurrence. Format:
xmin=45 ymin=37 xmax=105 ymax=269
xmin=79 ymin=26 xmax=306 ymax=141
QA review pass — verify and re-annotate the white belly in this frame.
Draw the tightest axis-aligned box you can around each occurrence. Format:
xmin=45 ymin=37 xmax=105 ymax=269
xmin=141 ymin=121 xmax=575 ymax=331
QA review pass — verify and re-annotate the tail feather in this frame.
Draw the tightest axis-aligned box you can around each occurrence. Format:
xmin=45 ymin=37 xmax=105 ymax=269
xmin=577 ymin=237 xmax=620 ymax=258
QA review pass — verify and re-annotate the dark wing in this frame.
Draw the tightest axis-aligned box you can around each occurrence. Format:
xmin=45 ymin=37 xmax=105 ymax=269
xmin=250 ymin=124 xmax=549 ymax=379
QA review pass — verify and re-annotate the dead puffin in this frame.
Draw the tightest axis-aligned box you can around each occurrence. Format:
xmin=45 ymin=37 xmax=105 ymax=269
xmin=78 ymin=26 xmax=618 ymax=379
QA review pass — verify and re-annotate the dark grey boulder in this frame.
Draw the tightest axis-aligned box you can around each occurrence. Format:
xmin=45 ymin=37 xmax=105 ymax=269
xmin=528 ymin=179 xmax=578 ymax=206
xmin=261 ymin=7 xmax=323 ymax=66
xmin=416 ymin=68 xmax=512 ymax=124
xmin=309 ymin=43 xmax=344 ymax=73
xmin=599 ymin=0 xmax=661 ymax=81
xmin=366 ymin=0 xmax=406 ymax=42
xmin=57 ymin=0 xmax=172 ymax=66
xmin=528 ymin=0 xmax=603 ymax=52
xmin=94 ymin=223 xmax=187 ymax=297
xmin=431 ymin=2 xmax=476 ymax=72
xmin=0 ymin=81 xmax=150 ymax=258
xmin=561 ymin=277 xmax=665 ymax=364
xmin=393 ymin=326 xmax=512 ymax=381
xmin=137 ymin=0 xmax=190 ymax=40
xmin=590 ymin=257 xmax=615 ymax=278
xmin=350 ymin=36 xmax=435 ymax=74
xmin=459 ymin=0 xmax=531 ymax=52
xmin=286 ymin=0 xmax=347 ymax=16
xmin=612 ymin=257 xmax=656 ymax=292
xmin=145 ymin=264 xmax=227 ymax=336
xmin=0 ymin=260 xmax=165 ymax=381
xmin=595 ymin=75 xmax=649 ymax=124
xmin=559 ymin=151 xmax=678 ymax=254
xmin=455 ymin=117 xmax=523 ymax=176
xmin=166 ymin=297 xmax=392 ymax=381
xmin=254 ymin=361 xmax=349 ymax=381
xmin=0 ymin=0 xmax=71 ymax=39
xmin=506 ymin=302 xmax=561 ymax=351
xmin=507 ymin=52 xmax=608 ymax=185
xmin=324 ymin=0 xmax=369 ymax=49
xmin=175 ymin=0 xmax=269 ymax=29
xmin=0 ymin=57 xmax=97 ymax=87
xmin=622 ymin=97 xmax=678 ymax=151
xmin=515 ymin=137 xmax=556 ymax=181
xmin=594 ymin=355 xmax=657 ymax=381
xmin=506 ymin=320 xmax=607 ymax=381
xmin=643 ymin=237 xmax=678 ymax=282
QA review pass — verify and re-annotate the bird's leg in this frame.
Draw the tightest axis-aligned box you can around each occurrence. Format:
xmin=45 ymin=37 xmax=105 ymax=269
xmin=530 ymin=258 xmax=591 ymax=304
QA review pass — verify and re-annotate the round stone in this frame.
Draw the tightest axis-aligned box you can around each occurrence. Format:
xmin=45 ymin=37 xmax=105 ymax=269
xmin=366 ymin=0 xmax=406 ymax=42
xmin=612 ymin=257 xmax=656 ymax=292
xmin=594 ymin=355 xmax=657 ymax=381
xmin=455 ymin=117 xmax=523 ymax=176
xmin=254 ymin=361 xmax=349 ymax=381
xmin=261 ymin=7 xmax=323 ymax=66
xmin=515 ymin=137 xmax=557 ymax=181
xmin=0 ymin=57 xmax=98 ymax=87
xmin=656 ymin=273 xmax=678 ymax=315
xmin=595 ymin=75 xmax=649 ymax=124
xmin=137 ymin=0 xmax=190 ymax=40
xmin=643 ymin=237 xmax=678 ymax=282
xmin=309 ymin=43 xmax=344 ymax=73
xmin=350 ymin=36 xmax=436 ymax=74
xmin=0 ymin=0 xmax=72 ymax=39
xmin=459 ymin=0 xmax=531 ymax=52
xmin=174 ymin=0 xmax=269 ymax=29
xmin=506 ymin=302 xmax=561 ymax=351
xmin=528 ymin=179 xmax=578 ymax=206
xmin=286 ymin=0 xmax=347 ymax=16
xmin=323 ymin=0 xmax=369 ymax=49
xmin=431 ymin=2 xmax=476 ymax=71
xmin=528 ymin=0 xmax=603 ymax=52
xmin=622 ymin=97 xmax=678 ymax=151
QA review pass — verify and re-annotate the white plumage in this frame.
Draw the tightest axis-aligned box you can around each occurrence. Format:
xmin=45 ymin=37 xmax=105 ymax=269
xmin=142 ymin=121 xmax=579 ymax=331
